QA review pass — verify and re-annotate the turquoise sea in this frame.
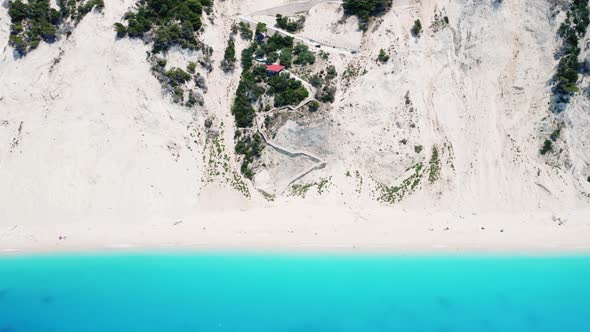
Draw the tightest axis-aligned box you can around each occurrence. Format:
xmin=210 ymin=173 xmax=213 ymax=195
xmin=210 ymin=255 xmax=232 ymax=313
xmin=0 ymin=253 xmax=589 ymax=331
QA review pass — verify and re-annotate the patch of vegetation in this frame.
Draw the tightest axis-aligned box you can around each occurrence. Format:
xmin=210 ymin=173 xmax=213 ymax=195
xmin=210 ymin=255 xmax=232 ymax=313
xmin=550 ymin=127 xmax=561 ymax=142
xmin=235 ymin=132 xmax=264 ymax=179
xmin=309 ymin=73 xmax=322 ymax=88
xmin=293 ymin=43 xmax=316 ymax=66
xmin=377 ymin=163 xmax=424 ymax=204
xmin=343 ymin=0 xmax=393 ymax=31
xmin=165 ymin=67 xmax=192 ymax=85
xmin=275 ymin=14 xmax=305 ymax=32
xmin=312 ymin=65 xmax=338 ymax=103
xmin=267 ymin=72 xmax=309 ymax=107
xmin=377 ymin=48 xmax=390 ymax=63
xmin=279 ymin=48 xmax=293 ymax=67
xmin=255 ymin=22 xmax=267 ymax=35
xmin=540 ymin=124 xmax=563 ymax=156
xmin=342 ymin=62 xmax=364 ymax=83
xmin=220 ymin=37 xmax=237 ymax=72
xmin=428 ymin=146 xmax=440 ymax=183
xmin=414 ymin=145 xmax=423 ymax=153
xmin=231 ymin=80 xmax=257 ymax=128
xmin=261 ymin=34 xmax=294 ymax=54
xmin=61 ymin=0 xmax=104 ymax=20
xmin=318 ymin=84 xmax=336 ymax=103
xmin=187 ymin=61 xmax=196 ymax=73
xmin=238 ymin=21 xmax=253 ymax=40
xmin=326 ymin=65 xmax=337 ymax=80
xmin=8 ymin=0 xmax=103 ymax=55
xmin=411 ymin=19 xmax=422 ymax=37
xmin=206 ymin=127 xmax=251 ymax=197
xmin=552 ymin=0 xmax=589 ymax=108
xmin=114 ymin=22 xmax=127 ymax=37
xmin=151 ymin=57 xmax=205 ymax=106
xmin=431 ymin=9 xmax=449 ymax=32
xmin=540 ymin=139 xmax=553 ymax=155
xmin=115 ymin=0 xmax=212 ymax=53
xmin=308 ymin=100 xmax=320 ymax=112
xmin=291 ymin=178 xmax=332 ymax=198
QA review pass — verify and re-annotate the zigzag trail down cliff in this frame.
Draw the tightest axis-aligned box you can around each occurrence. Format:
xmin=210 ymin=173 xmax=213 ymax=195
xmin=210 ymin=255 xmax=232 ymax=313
xmin=0 ymin=0 xmax=589 ymax=253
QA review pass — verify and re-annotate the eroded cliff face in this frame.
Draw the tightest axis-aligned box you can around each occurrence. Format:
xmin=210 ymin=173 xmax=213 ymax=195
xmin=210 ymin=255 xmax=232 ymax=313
xmin=0 ymin=0 xmax=588 ymax=224
xmin=326 ymin=0 xmax=584 ymax=212
xmin=249 ymin=0 xmax=590 ymax=213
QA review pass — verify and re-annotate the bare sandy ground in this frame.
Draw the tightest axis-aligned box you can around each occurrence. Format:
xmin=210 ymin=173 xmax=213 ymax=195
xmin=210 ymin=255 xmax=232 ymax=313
xmin=2 ymin=202 xmax=589 ymax=254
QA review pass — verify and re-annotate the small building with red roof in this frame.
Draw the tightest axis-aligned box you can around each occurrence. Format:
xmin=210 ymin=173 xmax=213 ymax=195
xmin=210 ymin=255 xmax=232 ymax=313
xmin=266 ymin=64 xmax=286 ymax=75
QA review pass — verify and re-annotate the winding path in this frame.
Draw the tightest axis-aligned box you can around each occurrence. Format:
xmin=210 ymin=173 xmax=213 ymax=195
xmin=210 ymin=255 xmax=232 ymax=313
xmin=254 ymin=71 xmax=327 ymax=192
xmin=238 ymin=0 xmax=342 ymax=191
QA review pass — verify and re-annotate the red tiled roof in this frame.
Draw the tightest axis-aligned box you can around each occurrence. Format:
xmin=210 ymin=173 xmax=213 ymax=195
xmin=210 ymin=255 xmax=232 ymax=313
xmin=266 ymin=64 xmax=286 ymax=72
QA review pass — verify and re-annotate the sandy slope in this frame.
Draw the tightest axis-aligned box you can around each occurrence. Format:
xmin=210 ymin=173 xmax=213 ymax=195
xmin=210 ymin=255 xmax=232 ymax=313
xmin=0 ymin=2 xmax=205 ymax=224
xmin=1 ymin=0 xmax=589 ymax=253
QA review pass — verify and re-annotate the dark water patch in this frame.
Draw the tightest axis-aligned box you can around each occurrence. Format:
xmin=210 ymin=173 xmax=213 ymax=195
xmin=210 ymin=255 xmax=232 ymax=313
xmin=523 ymin=311 xmax=540 ymax=328
xmin=40 ymin=296 xmax=53 ymax=304
xmin=437 ymin=296 xmax=453 ymax=309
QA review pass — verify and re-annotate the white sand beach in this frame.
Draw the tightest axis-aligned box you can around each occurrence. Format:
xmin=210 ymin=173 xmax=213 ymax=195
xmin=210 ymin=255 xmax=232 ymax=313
xmin=2 ymin=202 xmax=590 ymax=254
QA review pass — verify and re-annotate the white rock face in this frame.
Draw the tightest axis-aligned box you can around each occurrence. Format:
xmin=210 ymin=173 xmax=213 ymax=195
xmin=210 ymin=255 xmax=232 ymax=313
xmin=0 ymin=0 xmax=588 ymax=227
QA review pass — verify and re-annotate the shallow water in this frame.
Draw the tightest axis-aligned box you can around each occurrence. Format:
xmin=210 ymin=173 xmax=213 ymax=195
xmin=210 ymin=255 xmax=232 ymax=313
xmin=0 ymin=253 xmax=589 ymax=331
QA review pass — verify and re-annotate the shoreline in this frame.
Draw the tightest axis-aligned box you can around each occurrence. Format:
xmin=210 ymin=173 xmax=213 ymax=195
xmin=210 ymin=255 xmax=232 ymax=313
xmin=3 ymin=244 xmax=590 ymax=257
xmin=2 ymin=204 xmax=590 ymax=256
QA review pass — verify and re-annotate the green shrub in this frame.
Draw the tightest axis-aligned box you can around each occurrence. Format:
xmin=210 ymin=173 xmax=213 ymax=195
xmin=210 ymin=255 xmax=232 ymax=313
xmin=308 ymin=100 xmax=320 ymax=112
xmin=232 ymin=90 xmax=256 ymax=128
xmin=187 ymin=61 xmax=197 ymax=73
xmin=275 ymin=14 xmax=305 ymax=32
xmin=310 ymin=73 xmax=323 ymax=88
xmin=165 ymin=67 xmax=192 ymax=86
xmin=116 ymin=0 xmax=212 ymax=53
xmin=377 ymin=48 xmax=390 ymax=63
xmin=411 ymin=19 xmax=422 ymax=37
xmin=255 ymin=22 xmax=267 ymax=35
xmin=550 ymin=128 xmax=561 ymax=142
xmin=264 ymin=34 xmax=294 ymax=53
xmin=552 ymin=0 xmax=589 ymax=99
xmin=240 ymin=43 xmax=257 ymax=71
xmin=279 ymin=48 xmax=293 ymax=67
xmin=114 ymin=22 xmax=127 ymax=37
xmin=343 ymin=0 xmax=392 ymax=31
xmin=239 ymin=22 xmax=253 ymax=40
xmin=7 ymin=0 xmax=88 ymax=55
xmin=267 ymin=73 xmax=309 ymax=107
xmin=540 ymin=139 xmax=553 ymax=155
xmin=221 ymin=37 xmax=237 ymax=72
xmin=318 ymin=84 xmax=336 ymax=103
xmin=266 ymin=51 xmax=279 ymax=64
xmin=235 ymin=133 xmax=265 ymax=179
xmin=326 ymin=65 xmax=337 ymax=80
xmin=428 ymin=147 xmax=440 ymax=183
xmin=293 ymin=43 xmax=316 ymax=65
